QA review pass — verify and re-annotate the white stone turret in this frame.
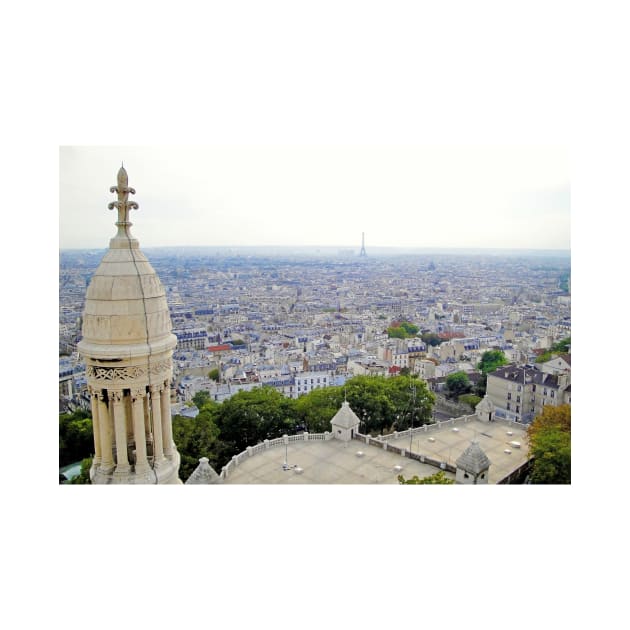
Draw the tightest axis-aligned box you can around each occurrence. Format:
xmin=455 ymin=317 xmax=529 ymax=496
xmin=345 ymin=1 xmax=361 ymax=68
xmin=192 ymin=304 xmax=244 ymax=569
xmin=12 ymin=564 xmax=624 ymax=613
xmin=475 ymin=394 xmax=495 ymax=422
xmin=330 ymin=400 xmax=361 ymax=441
xmin=77 ymin=166 xmax=181 ymax=484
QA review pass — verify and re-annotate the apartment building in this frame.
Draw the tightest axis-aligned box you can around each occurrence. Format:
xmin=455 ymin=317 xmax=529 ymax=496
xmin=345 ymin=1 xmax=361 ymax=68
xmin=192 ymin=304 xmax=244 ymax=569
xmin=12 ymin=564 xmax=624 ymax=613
xmin=173 ymin=326 xmax=209 ymax=351
xmin=294 ymin=371 xmax=333 ymax=397
xmin=486 ymin=364 xmax=571 ymax=423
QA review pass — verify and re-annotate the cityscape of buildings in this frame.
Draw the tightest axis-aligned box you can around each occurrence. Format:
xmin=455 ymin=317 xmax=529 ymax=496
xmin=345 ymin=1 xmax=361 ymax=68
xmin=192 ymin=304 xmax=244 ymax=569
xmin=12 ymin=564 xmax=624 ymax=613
xmin=60 ymin=240 xmax=571 ymax=441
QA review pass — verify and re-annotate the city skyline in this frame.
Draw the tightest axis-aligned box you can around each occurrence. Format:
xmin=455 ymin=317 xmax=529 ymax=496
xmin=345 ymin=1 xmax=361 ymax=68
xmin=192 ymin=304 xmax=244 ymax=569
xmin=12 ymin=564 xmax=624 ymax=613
xmin=59 ymin=145 xmax=570 ymax=251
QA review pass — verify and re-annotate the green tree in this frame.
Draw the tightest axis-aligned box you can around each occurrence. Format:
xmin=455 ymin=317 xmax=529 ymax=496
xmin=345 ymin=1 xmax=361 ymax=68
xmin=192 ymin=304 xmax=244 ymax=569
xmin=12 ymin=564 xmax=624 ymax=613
xmin=552 ymin=337 xmax=571 ymax=353
xmin=208 ymin=368 xmax=220 ymax=382
xmin=444 ymin=371 xmax=472 ymax=400
xmin=172 ymin=405 xmax=222 ymax=481
xmin=387 ymin=321 xmax=419 ymax=339
xmin=387 ymin=326 xmax=407 ymax=339
xmin=192 ymin=389 xmax=212 ymax=409
xmin=214 ymin=386 xmax=297 ymax=454
xmin=397 ymin=471 xmax=454 ymax=484
xmin=535 ymin=337 xmax=571 ymax=363
xmin=400 ymin=321 xmax=419 ymax=336
xmin=342 ymin=374 xmax=433 ymax=434
xmin=69 ymin=457 xmax=93 ymax=484
xmin=295 ymin=386 xmax=344 ymax=433
xmin=528 ymin=428 xmax=571 ymax=484
xmin=59 ymin=410 xmax=94 ymax=467
xmin=475 ymin=350 xmax=508 ymax=396
xmin=478 ymin=350 xmax=508 ymax=375
xmin=458 ymin=393 xmax=482 ymax=409
xmin=421 ymin=332 xmax=443 ymax=347
xmin=385 ymin=374 xmax=434 ymax=430
xmin=527 ymin=404 xmax=571 ymax=484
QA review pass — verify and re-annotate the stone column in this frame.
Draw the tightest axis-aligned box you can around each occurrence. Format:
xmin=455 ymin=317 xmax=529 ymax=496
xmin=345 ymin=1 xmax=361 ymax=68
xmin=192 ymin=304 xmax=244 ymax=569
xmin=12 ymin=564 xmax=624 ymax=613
xmin=160 ymin=382 xmax=174 ymax=459
xmin=143 ymin=390 xmax=152 ymax=439
xmin=111 ymin=390 xmax=130 ymax=475
xmin=97 ymin=391 xmax=114 ymax=472
xmin=90 ymin=389 xmax=102 ymax=466
xmin=131 ymin=389 xmax=150 ymax=473
xmin=150 ymin=384 xmax=166 ymax=466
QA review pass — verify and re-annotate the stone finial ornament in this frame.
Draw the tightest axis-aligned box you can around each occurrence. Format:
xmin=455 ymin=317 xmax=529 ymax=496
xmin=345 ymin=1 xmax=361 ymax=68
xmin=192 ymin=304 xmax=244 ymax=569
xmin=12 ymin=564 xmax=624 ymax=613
xmin=108 ymin=164 xmax=139 ymax=239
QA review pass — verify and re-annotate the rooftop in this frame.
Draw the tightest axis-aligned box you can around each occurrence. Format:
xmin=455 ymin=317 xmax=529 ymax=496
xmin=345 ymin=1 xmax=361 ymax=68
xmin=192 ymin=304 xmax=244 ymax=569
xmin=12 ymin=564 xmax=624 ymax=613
xmin=385 ymin=417 xmax=529 ymax=483
xmin=222 ymin=437 xmax=455 ymax=484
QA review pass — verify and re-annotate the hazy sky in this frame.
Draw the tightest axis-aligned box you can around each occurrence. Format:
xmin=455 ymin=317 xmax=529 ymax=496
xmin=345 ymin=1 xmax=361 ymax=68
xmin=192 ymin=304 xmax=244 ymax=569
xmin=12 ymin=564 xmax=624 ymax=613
xmin=59 ymin=145 xmax=569 ymax=251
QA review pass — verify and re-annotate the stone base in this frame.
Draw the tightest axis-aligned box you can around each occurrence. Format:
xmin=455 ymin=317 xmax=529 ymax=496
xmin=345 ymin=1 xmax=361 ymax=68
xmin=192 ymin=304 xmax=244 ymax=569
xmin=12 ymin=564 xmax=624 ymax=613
xmin=90 ymin=451 xmax=181 ymax=485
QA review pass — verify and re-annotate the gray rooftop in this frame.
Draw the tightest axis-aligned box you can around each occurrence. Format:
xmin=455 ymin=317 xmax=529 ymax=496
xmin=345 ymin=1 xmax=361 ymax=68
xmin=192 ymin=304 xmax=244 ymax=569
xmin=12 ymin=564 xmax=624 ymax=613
xmin=222 ymin=438 xmax=455 ymax=484
xmin=385 ymin=417 xmax=529 ymax=483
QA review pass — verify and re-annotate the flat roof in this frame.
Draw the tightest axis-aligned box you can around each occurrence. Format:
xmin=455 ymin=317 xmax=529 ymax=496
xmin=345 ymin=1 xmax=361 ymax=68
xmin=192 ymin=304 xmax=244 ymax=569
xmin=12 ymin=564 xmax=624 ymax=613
xmin=222 ymin=438 xmax=455 ymax=484
xmin=385 ymin=417 xmax=529 ymax=484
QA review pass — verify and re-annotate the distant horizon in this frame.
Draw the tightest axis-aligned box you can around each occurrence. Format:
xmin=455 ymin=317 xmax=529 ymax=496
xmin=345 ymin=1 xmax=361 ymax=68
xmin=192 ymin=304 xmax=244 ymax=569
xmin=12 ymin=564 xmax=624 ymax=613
xmin=60 ymin=243 xmax=571 ymax=257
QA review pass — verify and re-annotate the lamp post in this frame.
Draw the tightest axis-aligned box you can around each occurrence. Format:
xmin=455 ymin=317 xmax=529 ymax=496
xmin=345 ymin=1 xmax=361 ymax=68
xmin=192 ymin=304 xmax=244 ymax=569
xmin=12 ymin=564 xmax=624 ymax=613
xmin=283 ymin=438 xmax=289 ymax=470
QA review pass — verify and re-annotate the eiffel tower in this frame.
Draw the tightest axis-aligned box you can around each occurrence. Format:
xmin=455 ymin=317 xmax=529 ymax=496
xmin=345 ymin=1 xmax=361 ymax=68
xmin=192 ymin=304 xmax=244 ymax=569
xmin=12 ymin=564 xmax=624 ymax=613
xmin=359 ymin=232 xmax=367 ymax=257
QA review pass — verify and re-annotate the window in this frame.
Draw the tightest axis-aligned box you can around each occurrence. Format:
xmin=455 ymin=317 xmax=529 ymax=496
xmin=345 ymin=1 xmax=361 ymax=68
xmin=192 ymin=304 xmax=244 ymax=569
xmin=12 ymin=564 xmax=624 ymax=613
xmin=507 ymin=393 xmax=512 ymax=400
xmin=516 ymin=405 xmax=520 ymax=413
xmin=507 ymin=402 xmax=511 ymax=410
xmin=516 ymin=395 xmax=520 ymax=403
xmin=551 ymin=390 xmax=555 ymax=398
xmin=532 ymin=384 xmax=536 ymax=392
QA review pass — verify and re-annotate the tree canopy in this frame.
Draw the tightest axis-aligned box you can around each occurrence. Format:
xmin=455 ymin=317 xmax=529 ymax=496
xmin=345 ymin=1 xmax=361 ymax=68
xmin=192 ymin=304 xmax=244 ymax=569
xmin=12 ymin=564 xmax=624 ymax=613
xmin=183 ymin=373 xmax=435 ymax=476
xmin=478 ymin=350 xmax=508 ymax=375
xmin=172 ymin=403 xmax=223 ymax=481
xmin=214 ymin=386 xmax=297 ymax=454
xmin=192 ymin=389 xmax=212 ymax=409
xmin=295 ymin=386 xmax=344 ymax=433
xmin=421 ymin=332 xmax=443 ymax=347
xmin=535 ymin=337 xmax=571 ymax=363
xmin=387 ymin=321 xmax=419 ymax=339
xmin=59 ymin=410 xmax=93 ymax=467
xmin=475 ymin=350 xmax=508 ymax=396
xmin=444 ymin=371 xmax=472 ymax=400
xmin=527 ymin=404 xmax=571 ymax=484
xmin=339 ymin=374 xmax=434 ymax=434
xmin=397 ymin=471 xmax=454 ymax=484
